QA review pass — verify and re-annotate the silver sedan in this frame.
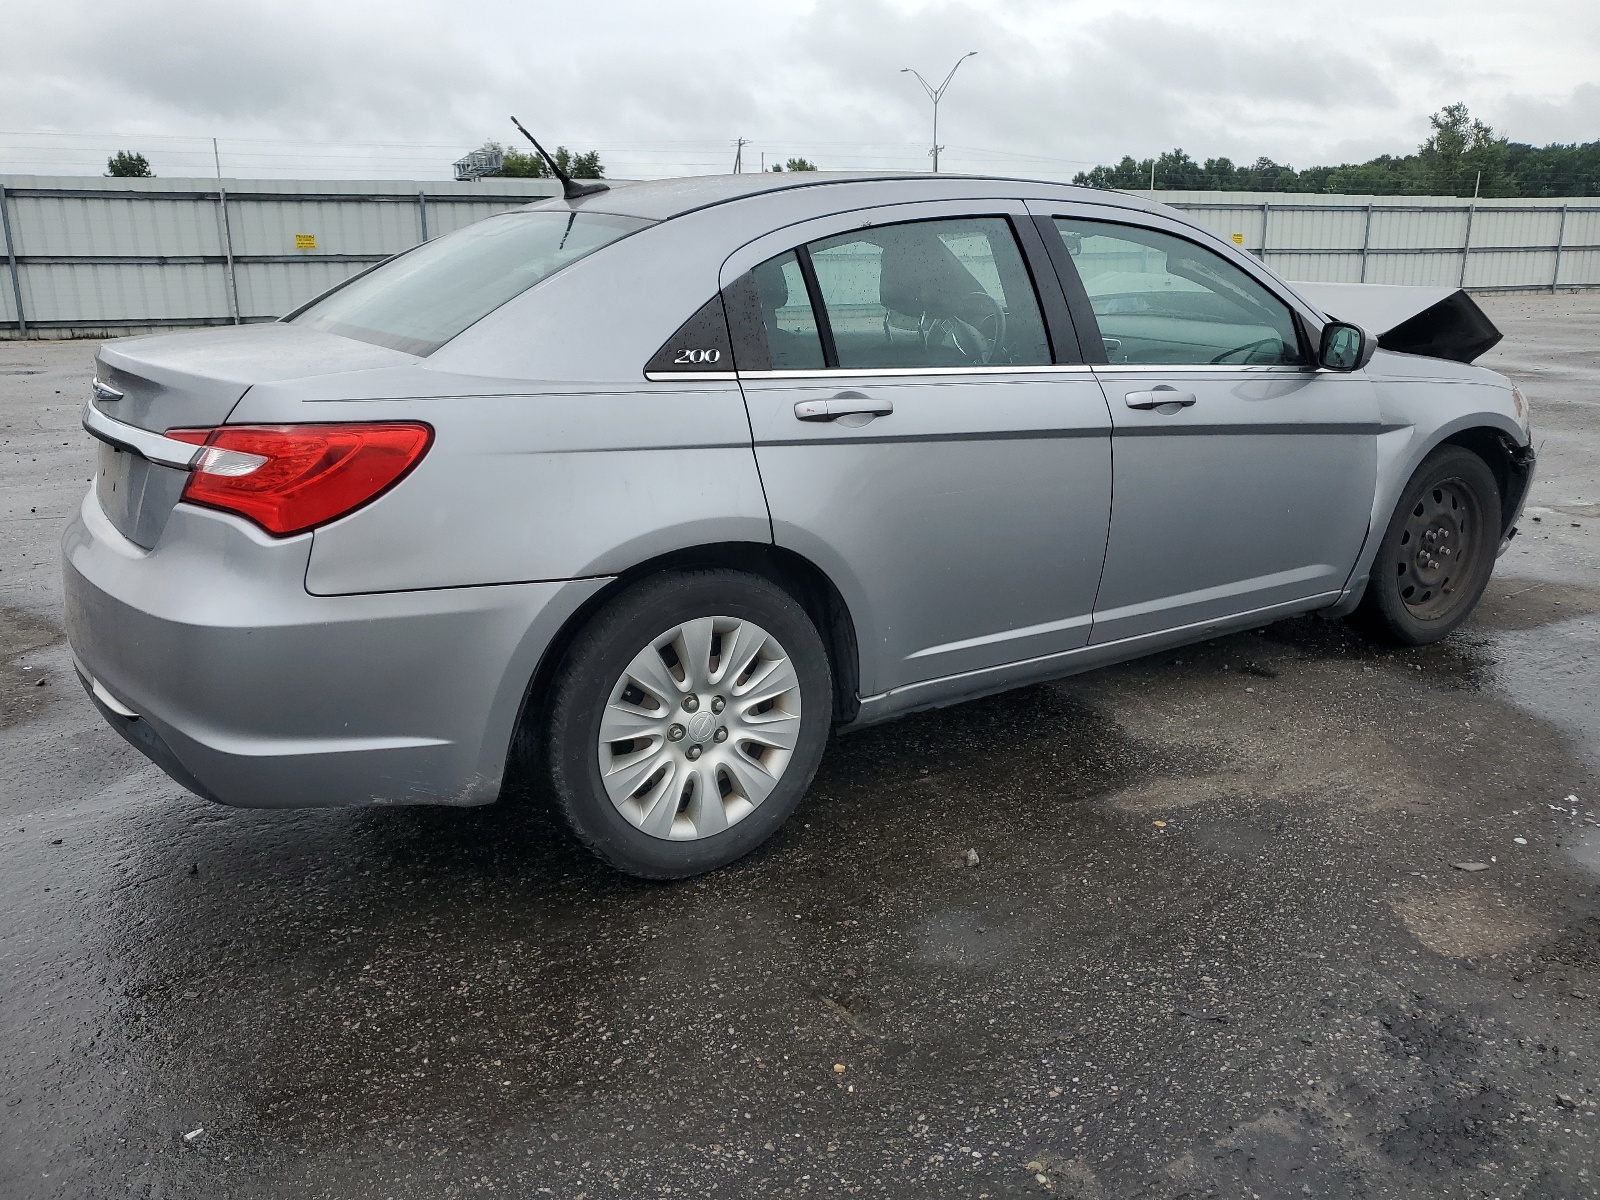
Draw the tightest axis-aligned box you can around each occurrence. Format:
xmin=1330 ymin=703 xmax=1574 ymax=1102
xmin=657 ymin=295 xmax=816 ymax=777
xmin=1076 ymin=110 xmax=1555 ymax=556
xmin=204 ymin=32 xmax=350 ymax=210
xmin=64 ymin=173 xmax=1535 ymax=877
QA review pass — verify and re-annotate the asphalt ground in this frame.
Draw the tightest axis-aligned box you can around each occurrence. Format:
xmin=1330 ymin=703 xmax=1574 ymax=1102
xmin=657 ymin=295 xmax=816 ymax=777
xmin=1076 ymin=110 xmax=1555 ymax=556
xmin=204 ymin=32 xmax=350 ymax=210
xmin=2 ymin=293 xmax=1599 ymax=1199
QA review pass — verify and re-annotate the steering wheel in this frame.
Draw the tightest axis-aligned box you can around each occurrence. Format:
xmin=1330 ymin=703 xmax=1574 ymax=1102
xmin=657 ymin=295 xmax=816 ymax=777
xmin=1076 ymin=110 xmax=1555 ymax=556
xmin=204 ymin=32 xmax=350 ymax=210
xmin=962 ymin=290 xmax=1007 ymax=363
xmin=922 ymin=291 xmax=1007 ymax=365
xmin=1209 ymin=336 xmax=1282 ymax=365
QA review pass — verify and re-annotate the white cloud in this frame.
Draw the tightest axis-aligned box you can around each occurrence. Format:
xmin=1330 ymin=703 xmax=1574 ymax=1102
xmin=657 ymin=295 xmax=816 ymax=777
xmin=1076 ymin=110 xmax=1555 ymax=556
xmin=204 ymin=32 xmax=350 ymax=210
xmin=0 ymin=0 xmax=1595 ymax=180
xmin=1493 ymin=84 xmax=1600 ymax=146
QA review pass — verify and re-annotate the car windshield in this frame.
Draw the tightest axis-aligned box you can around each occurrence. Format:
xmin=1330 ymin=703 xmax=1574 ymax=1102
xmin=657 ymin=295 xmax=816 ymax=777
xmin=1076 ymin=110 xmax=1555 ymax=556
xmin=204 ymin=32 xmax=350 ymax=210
xmin=290 ymin=210 xmax=651 ymax=355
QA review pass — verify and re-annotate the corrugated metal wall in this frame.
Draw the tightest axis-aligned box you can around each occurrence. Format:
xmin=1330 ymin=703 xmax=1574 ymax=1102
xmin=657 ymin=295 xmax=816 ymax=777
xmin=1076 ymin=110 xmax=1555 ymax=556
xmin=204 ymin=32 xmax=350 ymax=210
xmin=1155 ymin=191 xmax=1600 ymax=290
xmin=3 ymin=179 xmax=1597 ymax=338
xmin=0 ymin=175 xmax=562 ymax=339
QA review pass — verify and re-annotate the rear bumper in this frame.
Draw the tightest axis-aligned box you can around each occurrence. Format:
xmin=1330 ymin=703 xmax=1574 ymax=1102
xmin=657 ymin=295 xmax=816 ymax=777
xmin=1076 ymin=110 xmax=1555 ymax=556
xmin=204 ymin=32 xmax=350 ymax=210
xmin=62 ymin=487 xmax=607 ymax=808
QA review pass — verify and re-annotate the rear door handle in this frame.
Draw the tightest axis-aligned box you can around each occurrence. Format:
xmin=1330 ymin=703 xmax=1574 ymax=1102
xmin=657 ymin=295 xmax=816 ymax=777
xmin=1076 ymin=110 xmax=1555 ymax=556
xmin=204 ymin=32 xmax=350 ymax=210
xmin=794 ymin=391 xmax=895 ymax=422
xmin=1124 ymin=386 xmax=1197 ymax=410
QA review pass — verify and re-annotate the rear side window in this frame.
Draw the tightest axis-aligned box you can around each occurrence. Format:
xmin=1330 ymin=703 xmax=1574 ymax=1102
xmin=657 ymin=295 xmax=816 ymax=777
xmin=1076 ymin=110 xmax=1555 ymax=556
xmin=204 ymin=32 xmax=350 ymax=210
xmin=1053 ymin=218 xmax=1304 ymax=366
xmin=808 ymin=217 xmax=1051 ymax=370
xmin=748 ymin=251 xmax=827 ymax=370
xmin=291 ymin=210 xmax=651 ymax=356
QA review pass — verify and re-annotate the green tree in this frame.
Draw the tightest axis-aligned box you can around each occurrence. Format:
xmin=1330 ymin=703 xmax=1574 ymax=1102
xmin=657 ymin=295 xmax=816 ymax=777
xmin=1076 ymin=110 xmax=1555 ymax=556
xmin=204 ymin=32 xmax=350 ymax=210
xmin=1071 ymin=103 xmax=1590 ymax=197
xmin=481 ymin=141 xmax=606 ymax=179
xmin=769 ymin=157 xmax=818 ymax=172
xmin=105 ymin=151 xmax=152 ymax=178
xmin=1420 ymin=102 xmax=1511 ymax=196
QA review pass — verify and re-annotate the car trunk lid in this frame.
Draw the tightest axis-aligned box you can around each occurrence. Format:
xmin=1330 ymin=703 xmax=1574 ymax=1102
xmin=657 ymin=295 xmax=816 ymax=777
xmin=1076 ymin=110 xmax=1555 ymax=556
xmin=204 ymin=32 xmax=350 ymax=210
xmin=91 ymin=324 xmax=416 ymax=548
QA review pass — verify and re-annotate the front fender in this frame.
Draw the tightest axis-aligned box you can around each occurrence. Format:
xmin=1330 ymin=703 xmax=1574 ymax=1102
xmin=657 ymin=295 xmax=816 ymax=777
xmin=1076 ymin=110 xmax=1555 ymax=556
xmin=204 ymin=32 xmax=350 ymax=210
xmin=1325 ymin=404 xmax=1530 ymax=617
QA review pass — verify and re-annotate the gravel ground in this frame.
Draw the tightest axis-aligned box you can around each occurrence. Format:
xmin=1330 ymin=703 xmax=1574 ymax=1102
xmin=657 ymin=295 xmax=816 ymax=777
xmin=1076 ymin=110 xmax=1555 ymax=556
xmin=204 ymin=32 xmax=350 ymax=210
xmin=1 ymin=292 xmax=1599 ymax=1198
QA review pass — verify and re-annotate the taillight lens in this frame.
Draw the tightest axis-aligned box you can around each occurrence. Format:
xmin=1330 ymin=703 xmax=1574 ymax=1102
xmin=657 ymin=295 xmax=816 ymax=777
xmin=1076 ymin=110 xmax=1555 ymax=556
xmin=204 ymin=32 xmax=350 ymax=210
xmin=167 ymin=422 xmax=433 ymax=537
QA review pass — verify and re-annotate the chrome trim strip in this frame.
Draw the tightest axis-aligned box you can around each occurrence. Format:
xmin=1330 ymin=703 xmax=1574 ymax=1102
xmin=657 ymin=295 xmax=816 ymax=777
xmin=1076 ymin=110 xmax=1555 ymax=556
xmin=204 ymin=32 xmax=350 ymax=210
xmin=81 ymin=402 xmax=202 ymax=469
xmin=91 ymin=376 xmax=124 ymax=401
xmin=738 ymin=364 xmax=1095 ymax=380
xmin=1091 ymin=363 xmax=1313 ymax=375
xmin=643 ymin=371 xmax=739 ymax=383
xmin=91 ymin=676 xmax=140 ymax=718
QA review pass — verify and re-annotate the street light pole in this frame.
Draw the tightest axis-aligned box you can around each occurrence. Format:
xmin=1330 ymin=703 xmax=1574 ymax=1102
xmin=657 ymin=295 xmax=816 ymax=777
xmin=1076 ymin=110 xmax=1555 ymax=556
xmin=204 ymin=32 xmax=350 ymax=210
xmin=901 ymin=52 xmax=976 ymax=173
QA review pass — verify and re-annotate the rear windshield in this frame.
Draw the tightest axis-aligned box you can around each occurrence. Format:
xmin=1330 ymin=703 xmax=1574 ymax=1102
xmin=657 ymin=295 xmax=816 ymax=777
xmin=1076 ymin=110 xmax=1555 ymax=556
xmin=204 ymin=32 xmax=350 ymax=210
xmin=289 ymin=210 xmax=651 ymax=355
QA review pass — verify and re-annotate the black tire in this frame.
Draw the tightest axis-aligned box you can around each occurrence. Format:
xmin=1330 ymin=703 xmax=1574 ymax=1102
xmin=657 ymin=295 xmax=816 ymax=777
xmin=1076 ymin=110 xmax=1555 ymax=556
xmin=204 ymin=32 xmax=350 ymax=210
xmin=1356 ymin=445 xmax=1502 ymax=645
xmin=544 ymin=568 xmax=833 ymax=879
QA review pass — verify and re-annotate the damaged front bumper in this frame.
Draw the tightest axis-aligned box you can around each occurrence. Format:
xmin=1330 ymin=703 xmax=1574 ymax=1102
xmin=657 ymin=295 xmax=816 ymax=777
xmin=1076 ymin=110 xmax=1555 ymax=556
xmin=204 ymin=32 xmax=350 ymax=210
xmin=1499 ymin=437 xmax=1537 ymax=556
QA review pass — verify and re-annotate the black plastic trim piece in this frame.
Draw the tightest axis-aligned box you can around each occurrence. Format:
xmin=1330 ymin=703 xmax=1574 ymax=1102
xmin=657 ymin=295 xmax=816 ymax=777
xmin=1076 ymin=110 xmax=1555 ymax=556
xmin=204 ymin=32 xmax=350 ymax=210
xmin=1030 ymin=215 xmax=1109 ymax=364
xmin=76 ymin=672 xmax=218 ymax=803
xmin=1011 ymin=214 xmax=1085 ymax=364
xmin=1378 ymin=289 xmax=1503 ymax=363
xmin=794 ymin=246 xmax=838 ymax=369
xmin=1114 ymin=422 xmax=1392 ymax=437
xmin=758 ymin=428 xmax=1108 ymax=447
xmin=643 ymin=294 xmax=735 ymax=376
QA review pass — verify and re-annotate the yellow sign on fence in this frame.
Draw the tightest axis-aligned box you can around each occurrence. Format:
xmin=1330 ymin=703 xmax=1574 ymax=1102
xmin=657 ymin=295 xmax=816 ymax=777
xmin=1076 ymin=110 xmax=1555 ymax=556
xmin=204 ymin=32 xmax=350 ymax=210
xmin=1231 ymin=232 xmax=1244 ymax=245
xmin=294 ymin=233 xmax=317 ymax=250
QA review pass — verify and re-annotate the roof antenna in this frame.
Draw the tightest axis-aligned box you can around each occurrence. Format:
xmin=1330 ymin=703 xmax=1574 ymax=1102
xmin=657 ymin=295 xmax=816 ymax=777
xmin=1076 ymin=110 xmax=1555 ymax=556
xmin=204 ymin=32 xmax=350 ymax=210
xmin=510 ymin=116 xmax=609 ymax=200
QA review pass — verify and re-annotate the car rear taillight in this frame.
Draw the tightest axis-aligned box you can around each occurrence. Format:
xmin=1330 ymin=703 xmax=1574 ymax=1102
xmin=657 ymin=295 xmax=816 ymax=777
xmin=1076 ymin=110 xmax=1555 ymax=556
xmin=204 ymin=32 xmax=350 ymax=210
xmin=166 ymin=422 xmax=432 ymax=537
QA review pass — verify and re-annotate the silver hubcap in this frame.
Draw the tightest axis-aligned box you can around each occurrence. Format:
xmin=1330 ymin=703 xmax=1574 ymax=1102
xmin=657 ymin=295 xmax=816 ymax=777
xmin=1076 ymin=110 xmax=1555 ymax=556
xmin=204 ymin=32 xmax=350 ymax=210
xmin=598 ymin=616 xmax=803 ymax=841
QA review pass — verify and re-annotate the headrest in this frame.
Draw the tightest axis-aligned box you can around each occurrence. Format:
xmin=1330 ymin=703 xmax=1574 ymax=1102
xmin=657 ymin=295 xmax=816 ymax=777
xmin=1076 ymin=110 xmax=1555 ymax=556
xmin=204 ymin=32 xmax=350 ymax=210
xmin=878 ymin=233 xmax=980 ymax=321
xmin=753 ymin=262 xmax=794 ymax=315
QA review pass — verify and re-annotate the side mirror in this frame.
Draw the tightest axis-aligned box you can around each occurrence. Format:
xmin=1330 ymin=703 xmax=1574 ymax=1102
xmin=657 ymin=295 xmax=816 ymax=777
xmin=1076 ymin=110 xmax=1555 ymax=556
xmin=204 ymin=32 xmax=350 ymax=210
xmin=1319 ymin=321 xmax=1375 ymax=371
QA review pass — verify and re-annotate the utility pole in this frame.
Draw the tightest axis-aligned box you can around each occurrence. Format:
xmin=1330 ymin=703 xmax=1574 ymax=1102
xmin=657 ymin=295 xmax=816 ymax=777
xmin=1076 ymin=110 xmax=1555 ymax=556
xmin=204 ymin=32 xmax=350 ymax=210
xmin=901 ymin=52 xmax=976 ymax=172
xmin=211 ymin=137 xmax=240 ymax=325
xmin=733 ymin=137 xmax=749 ymax=174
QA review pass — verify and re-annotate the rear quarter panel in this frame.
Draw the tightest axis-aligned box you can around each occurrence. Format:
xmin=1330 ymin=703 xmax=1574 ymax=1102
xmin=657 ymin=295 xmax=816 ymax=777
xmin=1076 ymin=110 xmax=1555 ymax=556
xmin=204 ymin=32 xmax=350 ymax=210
xmin=228 ymin=381 xmax=769 ymax=595
xmin=226 ymin=208 xmax=794 ymax=596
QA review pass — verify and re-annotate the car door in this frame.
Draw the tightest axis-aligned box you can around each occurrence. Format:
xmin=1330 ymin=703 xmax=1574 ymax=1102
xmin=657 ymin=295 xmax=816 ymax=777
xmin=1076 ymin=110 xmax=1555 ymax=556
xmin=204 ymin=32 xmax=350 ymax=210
xmin=721 ymin=201 xmax=1113 ymax=699
xmin=1027 ymin=202 xmax=1380 ymax=645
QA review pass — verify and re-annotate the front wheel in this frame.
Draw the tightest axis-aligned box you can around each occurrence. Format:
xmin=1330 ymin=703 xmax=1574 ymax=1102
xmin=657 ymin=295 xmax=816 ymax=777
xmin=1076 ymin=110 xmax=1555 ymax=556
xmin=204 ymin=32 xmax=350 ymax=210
xmin=1356 ymin=445 xmax=1502 ymax=645
xmin=544 ymin=569 xmax=833 ymax=878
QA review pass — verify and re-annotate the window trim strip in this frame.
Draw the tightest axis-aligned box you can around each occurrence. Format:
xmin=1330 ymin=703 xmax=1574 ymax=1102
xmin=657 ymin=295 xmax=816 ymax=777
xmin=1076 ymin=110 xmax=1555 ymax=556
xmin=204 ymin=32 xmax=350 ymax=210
xmin=736 ymin=364 xmax=1099 ymax=380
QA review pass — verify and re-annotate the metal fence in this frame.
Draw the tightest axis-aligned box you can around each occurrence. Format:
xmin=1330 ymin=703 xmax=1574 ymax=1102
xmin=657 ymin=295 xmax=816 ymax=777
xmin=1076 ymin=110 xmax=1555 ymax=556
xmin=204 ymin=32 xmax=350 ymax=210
xmin=0 ymin=175 xmax=562 ymax=339
xmin=1155 ymin=191 xmax=1600 ymax=291
xmin=3 ymin=179 xmax=1597 ymax=339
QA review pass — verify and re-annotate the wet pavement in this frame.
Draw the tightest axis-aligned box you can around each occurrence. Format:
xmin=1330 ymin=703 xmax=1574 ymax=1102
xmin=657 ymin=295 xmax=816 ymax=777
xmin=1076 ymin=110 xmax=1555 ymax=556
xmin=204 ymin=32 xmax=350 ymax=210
xmin=3 ymin=293 xmax=1600 ymax=1198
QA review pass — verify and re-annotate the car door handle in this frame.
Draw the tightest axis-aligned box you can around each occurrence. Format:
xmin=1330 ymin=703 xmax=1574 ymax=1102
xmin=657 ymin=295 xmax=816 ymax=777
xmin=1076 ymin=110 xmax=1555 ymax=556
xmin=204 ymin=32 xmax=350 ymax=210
xmin=1124 ymin=387 xmax=1197 ymax=410
xmin=794 ymin=391 xmax=895 ymax=422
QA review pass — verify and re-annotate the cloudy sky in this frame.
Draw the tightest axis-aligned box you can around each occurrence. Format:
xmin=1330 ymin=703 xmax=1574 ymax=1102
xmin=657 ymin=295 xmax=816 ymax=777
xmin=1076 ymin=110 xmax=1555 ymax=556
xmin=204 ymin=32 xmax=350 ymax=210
xmin=3 ymin=0 xmax=1597 ymax=181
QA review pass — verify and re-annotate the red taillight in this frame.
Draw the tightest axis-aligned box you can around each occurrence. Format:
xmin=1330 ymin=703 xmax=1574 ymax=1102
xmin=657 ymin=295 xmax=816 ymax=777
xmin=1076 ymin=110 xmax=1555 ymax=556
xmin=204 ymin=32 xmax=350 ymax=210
xmin=167 ymin=422 xmax=433 ymax=537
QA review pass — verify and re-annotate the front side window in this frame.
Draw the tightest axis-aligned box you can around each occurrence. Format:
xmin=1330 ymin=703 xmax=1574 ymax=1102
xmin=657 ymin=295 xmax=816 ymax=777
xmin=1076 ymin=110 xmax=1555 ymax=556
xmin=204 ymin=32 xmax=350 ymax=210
xmin=807 ymin=217 xmax=1051 ymax=369
xmin=291 ymin=210 xmax=651 ymax=356
xmin=1053 ymin=218 xmax=1304 ymax=366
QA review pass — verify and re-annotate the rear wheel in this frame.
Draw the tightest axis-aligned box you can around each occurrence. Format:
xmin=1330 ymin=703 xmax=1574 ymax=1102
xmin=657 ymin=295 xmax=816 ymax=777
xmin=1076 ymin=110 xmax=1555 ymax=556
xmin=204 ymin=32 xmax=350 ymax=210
xmin=1356 ymin=445 xmax=1501 ymax=645
xmin=544 ymin=569 xmax=832 ymax=878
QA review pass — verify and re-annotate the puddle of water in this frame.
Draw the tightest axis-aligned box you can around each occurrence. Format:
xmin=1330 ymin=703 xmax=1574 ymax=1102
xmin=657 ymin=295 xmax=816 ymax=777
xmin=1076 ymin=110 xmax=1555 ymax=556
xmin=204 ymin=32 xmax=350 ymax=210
xmin=1563 ymin=826 xmax=1600 ymax=879
xmin=1478 ymin=613 xmax=1600 ymax=772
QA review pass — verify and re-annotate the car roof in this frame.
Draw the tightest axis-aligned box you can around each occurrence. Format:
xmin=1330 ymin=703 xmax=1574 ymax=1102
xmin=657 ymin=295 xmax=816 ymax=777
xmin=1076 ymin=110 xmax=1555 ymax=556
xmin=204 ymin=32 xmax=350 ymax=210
xmin=516 ymin=172 xmax=1162 ymax=224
